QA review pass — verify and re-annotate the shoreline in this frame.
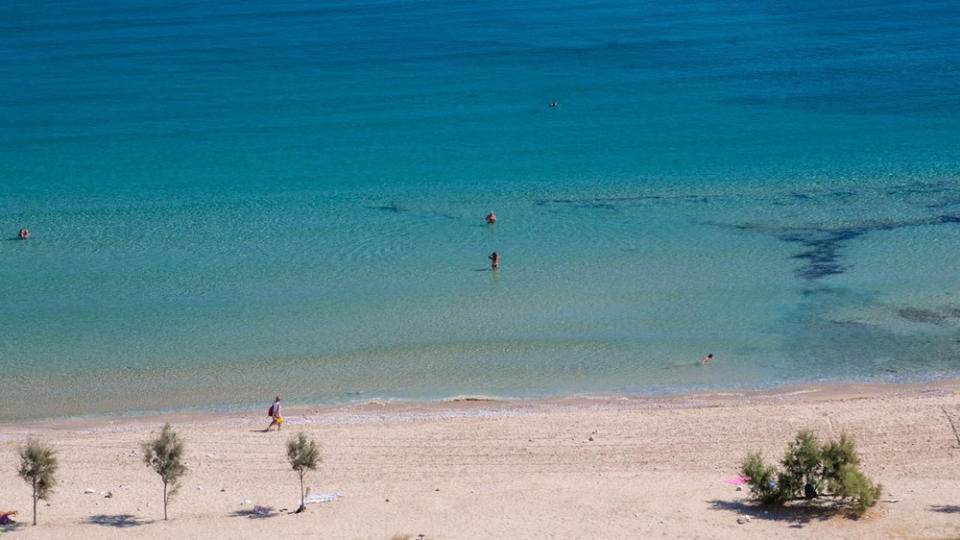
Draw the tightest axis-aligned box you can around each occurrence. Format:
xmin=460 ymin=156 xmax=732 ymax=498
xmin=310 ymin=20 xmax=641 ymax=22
xmin=5 ymin=378 xmax=958 ymax=440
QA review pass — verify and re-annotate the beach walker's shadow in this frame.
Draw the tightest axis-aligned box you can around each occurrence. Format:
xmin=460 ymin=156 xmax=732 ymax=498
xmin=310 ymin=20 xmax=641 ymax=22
xmin=84 ymin=514 xmax=152 ymax=528
xmin=930 ymin=504 xmax=960 ymax=514
xmin=709 ymin=499 xmax=855 ymax=528
xmin=231 ymin=506 xmax=277 ymax=519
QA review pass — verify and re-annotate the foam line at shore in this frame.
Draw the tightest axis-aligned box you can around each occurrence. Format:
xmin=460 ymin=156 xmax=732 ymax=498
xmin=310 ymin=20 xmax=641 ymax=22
xmin=3 ymin=379 xmax=958 ymax=442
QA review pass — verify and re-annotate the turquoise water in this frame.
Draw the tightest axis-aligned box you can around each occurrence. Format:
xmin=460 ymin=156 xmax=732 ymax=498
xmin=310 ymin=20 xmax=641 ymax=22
xmin=2 ymin=0 xmax=960 ymax=421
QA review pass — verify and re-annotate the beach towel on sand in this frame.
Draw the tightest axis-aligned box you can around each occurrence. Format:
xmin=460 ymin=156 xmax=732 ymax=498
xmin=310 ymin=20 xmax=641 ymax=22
xmin=301 ymin=492 xmax=344 ymax=505
xmin=723 ymin=476 xmax=751 ymax=485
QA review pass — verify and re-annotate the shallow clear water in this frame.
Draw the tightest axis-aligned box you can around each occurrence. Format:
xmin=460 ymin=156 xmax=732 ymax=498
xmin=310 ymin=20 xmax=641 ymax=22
xmin=2 ymin=0 xmax=960 ymax=420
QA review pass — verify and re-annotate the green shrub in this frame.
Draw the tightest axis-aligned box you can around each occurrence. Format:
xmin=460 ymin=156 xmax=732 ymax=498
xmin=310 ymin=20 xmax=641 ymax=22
xmin=778 ymin=431 xmax=822 ymax=500
xmin=739 ymin=431 xmax=881 ymax=515
xmin=836 ymin=464 xmax=882 ymax=512
xmin=741 ymin=452 xmax=780 ymax=503
xmin=821 ymin=434 xmax=858 ymax=493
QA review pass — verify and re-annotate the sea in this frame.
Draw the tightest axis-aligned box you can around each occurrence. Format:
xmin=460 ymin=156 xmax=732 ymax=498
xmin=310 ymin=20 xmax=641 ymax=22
xmin=2 ymin=0 xmax=960 ymax=421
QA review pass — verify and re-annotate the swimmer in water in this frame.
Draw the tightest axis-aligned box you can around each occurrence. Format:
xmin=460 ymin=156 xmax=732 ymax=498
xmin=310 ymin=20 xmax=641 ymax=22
xmin=702 ymin=353 xmax=713 ymax=365
xmin=18 ymin=228 xmax=29 ymax=239
xmin=486 ymin=211 xmax=496 ymax=224
xmin=489 ymin=251 xmax=500 ymax=269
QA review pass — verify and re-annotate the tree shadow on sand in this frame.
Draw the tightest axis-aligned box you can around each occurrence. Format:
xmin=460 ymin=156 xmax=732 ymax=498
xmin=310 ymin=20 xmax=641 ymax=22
xmin=709 ymin=499 xmax=861 ymax=529
xmin=0 ymin=521 xmax=26 ymax=533
xmin=929 ymin=504 xmax=960 ymax=514
xmin=230 ymin=506 xmax=278 ymax=519
xmin=84 ymin=514 xmax=152 ymax=528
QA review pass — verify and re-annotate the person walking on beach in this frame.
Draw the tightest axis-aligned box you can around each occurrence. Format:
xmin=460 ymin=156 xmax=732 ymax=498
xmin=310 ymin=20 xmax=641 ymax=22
xmin=489 ymin=251 xmax=500 ymax=270
xmin=267 ymin=396 xmax=283 ymax=432
xmin=486 ymin=211 xmax=497 ymax=224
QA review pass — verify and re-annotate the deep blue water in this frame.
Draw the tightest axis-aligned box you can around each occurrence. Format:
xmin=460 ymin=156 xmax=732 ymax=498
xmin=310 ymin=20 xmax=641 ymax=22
xmin=2 ymin=0 xmax=960 ymax=420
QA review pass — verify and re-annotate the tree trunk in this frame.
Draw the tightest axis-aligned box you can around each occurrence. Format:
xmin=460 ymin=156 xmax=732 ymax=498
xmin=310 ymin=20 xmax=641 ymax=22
xmin=32 ymin=477 xmax=38 ymax=526
xmin=163 ymin=481 xmax=168 ymax=521
xmin=300 ymin=472 xmax=305 ymax=509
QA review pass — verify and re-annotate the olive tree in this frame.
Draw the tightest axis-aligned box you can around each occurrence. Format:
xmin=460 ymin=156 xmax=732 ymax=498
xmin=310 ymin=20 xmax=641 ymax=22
xmin=287 ymin=432 xmax=321 ymax=512
xmin=17 ymin=439 xmax=58 ymax=525
xmin=142 ymin=423 xmax=188 ymax=520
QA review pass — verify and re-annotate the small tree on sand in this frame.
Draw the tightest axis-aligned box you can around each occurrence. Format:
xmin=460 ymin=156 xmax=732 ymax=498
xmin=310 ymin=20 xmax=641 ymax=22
xmin=741 ymin=430 xmax=882 ymax=515
xmin=287 ymin=432 xmax=321 ymax=513
xmin=142 ymin=423 xmax=188 ymax=520
xmin=17 ymin=439 xmax=58 ymax=525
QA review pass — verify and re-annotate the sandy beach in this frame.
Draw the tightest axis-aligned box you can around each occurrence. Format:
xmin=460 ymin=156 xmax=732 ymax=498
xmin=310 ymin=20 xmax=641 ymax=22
xmin=2 ymin=382 xmax=960 ymax=539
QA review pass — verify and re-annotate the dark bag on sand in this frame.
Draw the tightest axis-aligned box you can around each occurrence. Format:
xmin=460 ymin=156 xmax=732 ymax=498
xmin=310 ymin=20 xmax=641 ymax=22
xmin=267 ymin=405 xmax=274 ymax=417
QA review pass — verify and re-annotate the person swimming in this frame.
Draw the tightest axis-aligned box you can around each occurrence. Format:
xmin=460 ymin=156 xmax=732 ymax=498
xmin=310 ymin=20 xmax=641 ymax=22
xmin=489 ymin=251 xmax=500 ymax=269
xmin=486 ymin=211 xmax=496 ymax=224
xmin=702 ymin=353 xmax=714 ymax=365
xmin=17 ymin=228 xmax=29 ymax=239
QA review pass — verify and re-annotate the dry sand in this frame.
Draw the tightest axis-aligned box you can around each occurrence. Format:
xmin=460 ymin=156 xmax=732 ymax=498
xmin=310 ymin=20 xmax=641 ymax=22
xmin=2 ymin=382 xmax=960 ymax=539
